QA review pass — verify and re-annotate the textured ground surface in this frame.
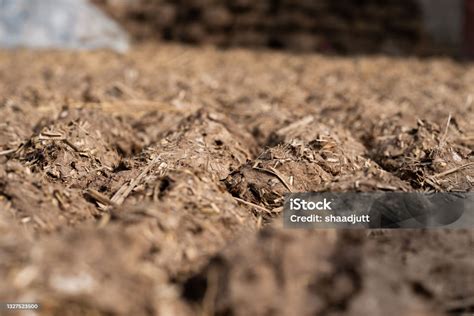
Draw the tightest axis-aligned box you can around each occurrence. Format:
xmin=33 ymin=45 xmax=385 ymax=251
xmin=0 ymin=44 xmax=473 ymax=315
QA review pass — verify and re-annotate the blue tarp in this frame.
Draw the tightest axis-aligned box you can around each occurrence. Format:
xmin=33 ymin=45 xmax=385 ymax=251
xmin=0 ymin=0 xmax=128 ymax=52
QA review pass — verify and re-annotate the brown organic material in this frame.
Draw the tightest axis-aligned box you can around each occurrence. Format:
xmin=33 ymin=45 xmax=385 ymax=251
xmin=0 ymin=44 xmax=472 ymax=315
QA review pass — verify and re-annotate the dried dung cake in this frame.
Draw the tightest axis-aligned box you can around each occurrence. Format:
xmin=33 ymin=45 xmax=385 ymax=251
xmin=12 ymin=107 xmax=141 ymax=189
xmin=368 ymin=118 xmax=473 ymax=191
xmin=143 ymin=109 xmax=257 ymax=180
xmin=225 ymin=116 xmax=382 ymax=212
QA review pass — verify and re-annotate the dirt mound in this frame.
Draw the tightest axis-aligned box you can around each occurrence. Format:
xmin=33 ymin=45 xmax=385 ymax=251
xmin=225 ymin=116 xmax=404 ymax=213
xmin=144 ymin=109 xmax=257 ymax=180
xmin=225 ymin=144 xmax=332 ymax=212
xmin=368 ymin=118 xmax=473 ymax=191
xmin=64 ymin=109 xmax=260 ymax=277
xmin=84 ymin=108 xmax=258 ymax=205
xmin=12 ymin=107 xmax=141 ymax=189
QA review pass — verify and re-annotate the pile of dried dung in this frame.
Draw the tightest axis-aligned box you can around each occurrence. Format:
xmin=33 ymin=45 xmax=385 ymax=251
xmin=368 ymin=118 xmax=473 ymax=191
xmin=225 ymin=116 xmax=407 ymax=213
xmin=12 ymin=107 xmax=141 ymax=188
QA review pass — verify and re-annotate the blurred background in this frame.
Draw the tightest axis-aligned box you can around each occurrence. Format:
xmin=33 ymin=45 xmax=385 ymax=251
xmin=1 ymin=0 xmax=473 ymax=57
xmin=92 ymin=0 xmax=474 ymax=57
